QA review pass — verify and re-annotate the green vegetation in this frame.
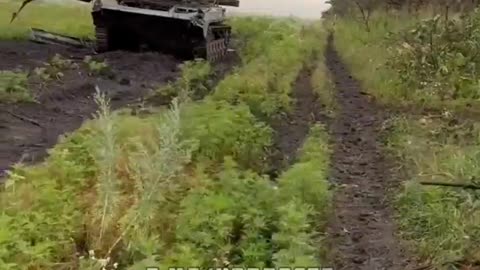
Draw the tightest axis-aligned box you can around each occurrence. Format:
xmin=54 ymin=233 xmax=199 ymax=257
xmin=33 ymin=53 xmax=79 ymax=81
xmin=152 ymin=60 xmax=213 ymax=101
xmin=0 ymin=0 xmax=93 ymax=40
xmin=311 ymin=58 xmax=335 ymax=116
xmin=274 ymin=124 xmax=332 ymax=263
xmin=331 ymin=13 xmax=417 ymax=106
xmin=214 ymin=18 xmax=325 ymax=117
xmin=181 ymin=100 xmax=272 ymax=171
xmin=0 ymin=17 xmax=332 ymax=269
xmin=0 ymin=70 xmax=32 ymax=102
xmin=83 ymin=56 xmax=111 ymax=77
xmin=387 ymin=115 xmax=480 ymax=267
xmin=329 ymin=3 xmax=480 ymax=268
xmin=386 ymin=12 xmax=480 ymax=111
xmin=332 ymin=8 xmax=480 ymax=111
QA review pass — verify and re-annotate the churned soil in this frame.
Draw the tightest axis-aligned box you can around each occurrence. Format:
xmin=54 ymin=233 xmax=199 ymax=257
xmin=0 ymin=41 xmax=199 ymax=178
xmin=0 ymin=41 xmax=239 ymax=179
xmin=268 ymin=61 xmax=329 ymax=177
xmin=324 ymin=33 xmax=418 ymax=270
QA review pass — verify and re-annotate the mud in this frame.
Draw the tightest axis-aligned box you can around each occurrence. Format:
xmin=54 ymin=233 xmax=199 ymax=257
xmin=324 ymin=33 xmax=418 ymax=269
xmin=268 ymin=61 xmax=329 ymax=177
xmin=0 ymin=41 xmax=183 ymax=178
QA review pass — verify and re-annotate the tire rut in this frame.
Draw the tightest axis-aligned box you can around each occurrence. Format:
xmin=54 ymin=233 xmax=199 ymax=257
xmin=268 ymin=61 xmax=327 ymax=176
xmin=324 ymin=33 xmax=417 ymax=270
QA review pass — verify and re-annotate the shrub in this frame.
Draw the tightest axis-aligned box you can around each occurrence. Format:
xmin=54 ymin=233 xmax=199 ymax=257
xmin=180 ymin=99 xmax=272 ymax=171
xmin=272 ymin=200 xmax=317 ymax=266
xmin=387 ymin=12 xmax=480 ymax=101
xmin=152 ymin=60 xmax=213 ymax=102
xmin=166 ymin=158 xmax=277 ymax=268
xmin=0 ymin=134 xmax=94 ymax=269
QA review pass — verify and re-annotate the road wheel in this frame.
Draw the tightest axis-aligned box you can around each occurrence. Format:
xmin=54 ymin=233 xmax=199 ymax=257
xmin=95 ymin=25 xmax=110 ymax=53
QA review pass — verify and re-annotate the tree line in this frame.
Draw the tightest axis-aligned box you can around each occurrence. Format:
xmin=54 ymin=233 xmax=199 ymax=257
xmin=324 ymin=0 xmax=480 ymax=31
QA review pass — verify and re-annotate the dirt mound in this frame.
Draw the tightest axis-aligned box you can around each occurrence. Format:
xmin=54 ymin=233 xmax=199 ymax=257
xmin=0 ymin=41 xmax=182 ymax=178
xmin=324 ymin=34 xmax=418 ymax=269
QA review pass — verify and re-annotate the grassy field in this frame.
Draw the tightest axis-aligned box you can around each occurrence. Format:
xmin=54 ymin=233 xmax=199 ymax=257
xmin=0 ymin=0 xmax=93 ymax=40
xmin=0 ymin=14 xmax=333 ymax=269
xmin=330 ymin=7 xmax=480 ymax=268
xmin=387 ymin=114 xmax=480 ymax=267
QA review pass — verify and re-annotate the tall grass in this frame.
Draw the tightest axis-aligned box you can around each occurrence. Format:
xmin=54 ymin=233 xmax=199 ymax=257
xmin=387 ymin=115 xmax=480 ymax=267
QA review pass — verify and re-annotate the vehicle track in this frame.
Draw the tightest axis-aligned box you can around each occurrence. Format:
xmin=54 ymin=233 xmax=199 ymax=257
xmin=268 ymin=59 xmax=328 ymax=176
xmin=324 ymin=33 xmax=417 ymax=270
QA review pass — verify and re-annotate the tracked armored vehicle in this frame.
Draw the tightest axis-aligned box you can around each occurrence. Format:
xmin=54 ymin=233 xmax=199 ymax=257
xmin=75 ymin=0 xmax=239 ymax=60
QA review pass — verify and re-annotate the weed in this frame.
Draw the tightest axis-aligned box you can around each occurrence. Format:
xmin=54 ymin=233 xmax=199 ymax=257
xmin=91 ymin=89 xmax=122 ymax=250
xmin=180 ymin=99 xmax=272 ymax=171
xmin=0 ymin=70 xmax=32 ymax=102
xmin=33 ymin=54 xmax=78 ymax=81
xmin=272 ymin=200 xmax=317 ymax=266
xmin=170 ymin=159 xmax=277 ymax=267
xmin=84 ymin=56 xmax=111 ymax=77
xmin=387 ymin=115 xmax=480 ymax=267
xmin=0 ymin=144 xmax=92 ymax=268
xmin=275 ymin=124 xmax=332 ymax=263
xmin=151 ymin=59 xmax=212 ymax=102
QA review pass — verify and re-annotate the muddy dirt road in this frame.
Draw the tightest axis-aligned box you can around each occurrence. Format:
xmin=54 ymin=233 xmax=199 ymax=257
xmin=0 ymin=41 xmax=198 ymax=177
xmin=324 ymin=34 xmax=418 ymax=269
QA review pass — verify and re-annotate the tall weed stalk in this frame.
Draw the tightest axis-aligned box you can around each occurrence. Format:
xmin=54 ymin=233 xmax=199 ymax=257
xmin=92 ymin=88 xmax=121 ymax=249
xmin=118 ymin=98 xmax=194 ymax=259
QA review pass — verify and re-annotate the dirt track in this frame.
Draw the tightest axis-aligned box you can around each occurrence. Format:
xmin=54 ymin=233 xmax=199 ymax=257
xmin=268 ymin=61 xmax=328 ymax=176
xmin=324 ymin=34 xmax=418 ymax=269
xmin=266 ymin=37 xmax=417 ymax=269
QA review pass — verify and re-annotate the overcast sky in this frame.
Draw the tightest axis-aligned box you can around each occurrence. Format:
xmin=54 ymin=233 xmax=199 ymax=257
xmin=30 ymin=0 xmax=331 ymax=20
xmin=226 ymin=0 xmax=331 ymax=19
